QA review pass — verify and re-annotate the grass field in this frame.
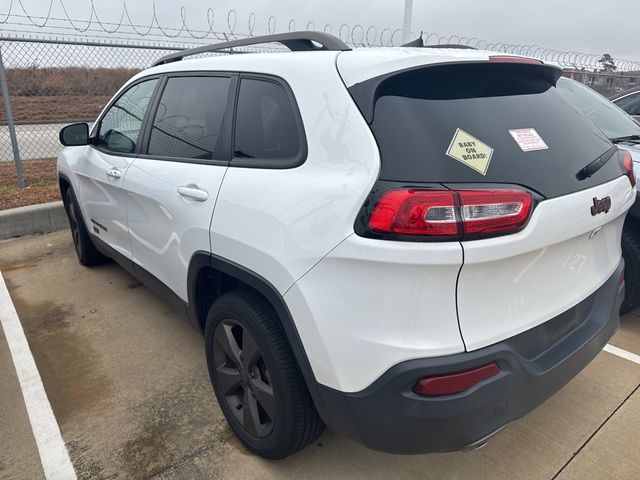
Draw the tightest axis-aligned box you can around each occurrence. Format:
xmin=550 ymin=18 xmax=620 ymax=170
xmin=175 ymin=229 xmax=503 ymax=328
xmin=0 ymin=159 xmax=59 ymax=210
xmin=0 ymin=66 xmax=137 ymax=124
xmin=5 ymin=95 xmax=113 ymax=124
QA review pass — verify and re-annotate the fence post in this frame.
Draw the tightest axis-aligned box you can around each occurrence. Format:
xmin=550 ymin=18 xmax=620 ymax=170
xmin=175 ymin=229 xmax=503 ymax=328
xmin=0 ymin=45 xmax=24 ymax=189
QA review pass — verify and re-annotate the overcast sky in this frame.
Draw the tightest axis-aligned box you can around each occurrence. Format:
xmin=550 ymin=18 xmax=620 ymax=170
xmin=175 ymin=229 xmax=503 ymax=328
xmin=4 ymin=0 xmax=639 ymax=60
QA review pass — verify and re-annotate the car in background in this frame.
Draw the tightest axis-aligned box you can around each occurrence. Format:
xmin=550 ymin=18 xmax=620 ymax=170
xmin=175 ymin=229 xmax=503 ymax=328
xmin=611 ymin=86 xmax=640 ymax=122
xmin=558 ymin=77 xmax=640 ymax=313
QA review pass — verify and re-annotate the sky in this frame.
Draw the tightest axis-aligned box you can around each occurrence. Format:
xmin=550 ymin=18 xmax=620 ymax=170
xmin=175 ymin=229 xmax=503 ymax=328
xmin=2 ymin=0 xmax=639 ymax=61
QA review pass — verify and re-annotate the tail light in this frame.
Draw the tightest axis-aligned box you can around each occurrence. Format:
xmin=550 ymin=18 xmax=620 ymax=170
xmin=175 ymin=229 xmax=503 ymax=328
xmin=622 ymin=151 xmax=636 ymax=187
xmin=368 ymin=188 xmax=533 ymax=240
xmin=368 ymin=190 xmax=459 ymax=236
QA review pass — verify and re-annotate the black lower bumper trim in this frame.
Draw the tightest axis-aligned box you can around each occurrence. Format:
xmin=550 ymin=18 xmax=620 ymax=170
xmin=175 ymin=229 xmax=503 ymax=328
xmin=312 ymin=260 xmax=625 ymax=454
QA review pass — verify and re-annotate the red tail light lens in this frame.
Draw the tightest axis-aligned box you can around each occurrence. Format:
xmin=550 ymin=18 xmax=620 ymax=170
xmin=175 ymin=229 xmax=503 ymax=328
xmin=368 ymin=189 xmax=533 ymax=240
xmin=369 ymin=190 xmax=459 ymax=236
xmin=622 ymin=151 xmax=636 ymax=187
xmin=489 ymin=55 xmax=543 ymax=65
xmin=413 ymin=362 xmax=501 ymax=396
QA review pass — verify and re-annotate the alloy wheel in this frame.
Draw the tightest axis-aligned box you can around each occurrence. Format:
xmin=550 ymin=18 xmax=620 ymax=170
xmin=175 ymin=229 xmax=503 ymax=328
xmin=213 ymin=319 xmax=276 ymax=438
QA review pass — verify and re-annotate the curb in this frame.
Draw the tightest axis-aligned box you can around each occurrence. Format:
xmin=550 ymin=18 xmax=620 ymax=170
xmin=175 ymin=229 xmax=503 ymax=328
xmin=0 ymin=201 xmax=68 ymax=240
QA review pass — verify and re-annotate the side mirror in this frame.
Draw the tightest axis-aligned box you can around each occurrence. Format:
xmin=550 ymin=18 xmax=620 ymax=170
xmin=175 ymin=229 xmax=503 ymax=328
xmin=59 ymin=123 xmax=89 ymax=146
xmin=103 ymin=130 xmax=136 ymax=153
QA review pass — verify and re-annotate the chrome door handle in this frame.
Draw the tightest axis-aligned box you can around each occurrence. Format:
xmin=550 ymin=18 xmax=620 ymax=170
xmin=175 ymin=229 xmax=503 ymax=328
xmin=178 ymin=185 xmax=209 ymax=202
xmin=106 ymin=167 xmax=122 ymax=179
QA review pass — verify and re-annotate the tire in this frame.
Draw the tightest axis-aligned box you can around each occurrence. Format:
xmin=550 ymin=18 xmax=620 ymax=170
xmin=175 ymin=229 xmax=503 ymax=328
xmin=63 ymin=188 xmax=106 ymax=266
xmin=621 ymin=220 xmax=640 ymax=314
xmin=205 ymin=290 xmax=324 ymax=459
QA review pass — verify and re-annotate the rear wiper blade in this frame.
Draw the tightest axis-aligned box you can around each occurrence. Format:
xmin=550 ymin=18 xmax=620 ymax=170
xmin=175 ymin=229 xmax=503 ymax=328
xmin=234 ymin=150 xmax=255 ymax=158
xmin=576 ymin=147 xmax=617 ymax=181
xmin=610 ymin=134 xmax=640 ymax=144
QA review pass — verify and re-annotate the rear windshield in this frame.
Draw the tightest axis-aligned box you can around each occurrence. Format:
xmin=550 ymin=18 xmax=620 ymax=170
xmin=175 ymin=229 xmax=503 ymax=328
xmin=349 ymin=63 xmax=621 ymax=198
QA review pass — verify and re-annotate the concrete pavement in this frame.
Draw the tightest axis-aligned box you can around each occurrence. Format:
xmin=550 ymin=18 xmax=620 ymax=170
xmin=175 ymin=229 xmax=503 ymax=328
xmin=1 ymin=230 xmax=639 ymax=480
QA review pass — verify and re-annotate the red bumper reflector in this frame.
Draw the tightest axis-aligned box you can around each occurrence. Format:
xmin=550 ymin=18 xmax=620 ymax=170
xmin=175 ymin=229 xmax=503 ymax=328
xmin=413 ymin=362 xmax=501 ymax=396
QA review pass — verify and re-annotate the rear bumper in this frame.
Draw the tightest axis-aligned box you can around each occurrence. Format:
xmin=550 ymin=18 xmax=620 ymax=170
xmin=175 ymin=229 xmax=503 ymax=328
xmin=312 ymin=259 xmax=624 ymax=454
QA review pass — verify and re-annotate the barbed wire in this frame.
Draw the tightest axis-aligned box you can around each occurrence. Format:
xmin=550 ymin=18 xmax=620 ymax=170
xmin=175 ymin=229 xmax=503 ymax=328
xmin=1 ymin=0 xmax=640 ymax=71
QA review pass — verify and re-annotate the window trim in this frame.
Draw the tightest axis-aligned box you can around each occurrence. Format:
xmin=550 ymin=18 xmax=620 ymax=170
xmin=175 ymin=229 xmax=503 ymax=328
xmin=90 ymin=70 xmax=307 ymax=168
xmin=230 ymin=73 xmax=308 ymax=169
xmin=137 ymin=71 xmax=237 ymax=166
xmin=90 ymin=75 xmax=162 ymax=157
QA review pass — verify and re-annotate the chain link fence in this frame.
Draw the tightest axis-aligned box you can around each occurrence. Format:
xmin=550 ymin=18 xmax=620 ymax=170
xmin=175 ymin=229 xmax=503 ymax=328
xmin=2 ymin=34 xmax=640 ymax=189
xmin=0 ymin=39 xmax=179 ymax=170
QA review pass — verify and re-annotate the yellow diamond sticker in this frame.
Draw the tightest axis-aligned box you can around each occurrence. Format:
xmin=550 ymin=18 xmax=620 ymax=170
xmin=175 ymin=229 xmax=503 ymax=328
xmin=445 ymin=128 xmax=494 ymax=175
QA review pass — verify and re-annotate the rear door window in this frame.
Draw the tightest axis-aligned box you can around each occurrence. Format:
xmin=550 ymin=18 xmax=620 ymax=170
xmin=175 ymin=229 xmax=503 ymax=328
xmin=233 ymin=77 xmax=302 ymax=163
xmin=349 ymin=63 xmax=621 ymax=198
xmin=147 ymin=76 xmax=231 ymax=160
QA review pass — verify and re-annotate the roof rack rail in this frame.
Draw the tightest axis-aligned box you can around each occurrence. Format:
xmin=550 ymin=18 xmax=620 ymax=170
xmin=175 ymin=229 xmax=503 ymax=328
xmin=152 ymin=31 xmax=351 ymax=67
xmin=400 ymin=38 xmax=477 ymax=50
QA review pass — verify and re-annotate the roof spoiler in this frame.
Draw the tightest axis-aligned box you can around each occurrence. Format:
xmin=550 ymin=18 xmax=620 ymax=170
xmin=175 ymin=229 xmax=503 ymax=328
xmin=400 ymin=37 xmax=478 ymax=50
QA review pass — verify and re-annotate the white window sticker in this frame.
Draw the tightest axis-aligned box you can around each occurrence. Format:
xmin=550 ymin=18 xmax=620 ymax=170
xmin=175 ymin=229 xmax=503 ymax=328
xmin=509 ymin=128 xmax=548 ymax=152
xmin=445 ymin=128 xmax=494 ymax=175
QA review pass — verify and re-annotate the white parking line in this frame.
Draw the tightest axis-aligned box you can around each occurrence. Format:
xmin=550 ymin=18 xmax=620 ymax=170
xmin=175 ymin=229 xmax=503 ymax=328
xmin=0 ymin=273 xmax=77 ymax=480
xmin=604 ymin=343 xmax=640 ymax=365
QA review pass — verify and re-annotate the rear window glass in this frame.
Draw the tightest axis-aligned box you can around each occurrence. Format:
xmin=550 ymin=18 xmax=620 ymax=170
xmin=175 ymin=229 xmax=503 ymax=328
xmin=350 ymin=63 xmax=619 ymax=198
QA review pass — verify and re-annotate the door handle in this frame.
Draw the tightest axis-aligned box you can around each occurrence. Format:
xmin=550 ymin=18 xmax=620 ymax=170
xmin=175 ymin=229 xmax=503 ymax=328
xmin=106 ymin=167 xmax=122 ymax=179
xmin=178 ymin=185 xmax=209 ymax=202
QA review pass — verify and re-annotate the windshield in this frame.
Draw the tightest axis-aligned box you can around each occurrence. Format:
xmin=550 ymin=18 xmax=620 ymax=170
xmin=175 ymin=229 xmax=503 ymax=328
xmin=556 ymin=77 xmax=640 ymax=140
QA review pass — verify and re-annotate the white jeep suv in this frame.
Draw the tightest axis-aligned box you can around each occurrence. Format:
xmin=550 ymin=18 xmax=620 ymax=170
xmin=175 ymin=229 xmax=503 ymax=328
xmin=57 ymin=32 xmax=636 ymax=459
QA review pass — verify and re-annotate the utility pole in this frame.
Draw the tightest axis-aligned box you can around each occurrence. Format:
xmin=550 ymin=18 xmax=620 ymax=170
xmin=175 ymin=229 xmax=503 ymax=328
xmin=402 ymin=0 xmax=414 ymax=44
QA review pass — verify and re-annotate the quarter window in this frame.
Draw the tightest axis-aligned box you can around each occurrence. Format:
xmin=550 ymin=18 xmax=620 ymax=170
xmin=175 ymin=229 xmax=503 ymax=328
xmin=234 ymin=78 xmax=301 ymax=160
xmin=147 ymin=76 xmax=231 ymax=160
xmin=616 ymin=92 xmax=640 ymax=116
xmin=97 ymin=79 xmax=158 ymax=154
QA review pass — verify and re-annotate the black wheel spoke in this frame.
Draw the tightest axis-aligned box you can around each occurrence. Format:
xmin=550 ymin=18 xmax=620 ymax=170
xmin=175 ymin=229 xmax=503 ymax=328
xmin=251 ymin=379 xmax=275 ymax=420
xmin=212 ymin=317 xmax=277 ymax=440
xmin=243 ymin=388 xmax=261 ymax=437
xmin=216 ymin=366 xmax=242 ymax=395
xmin=215 ymin=323 xmax=243 ymax=367
xmin=242 ymin=329 xmax=260 ymax=367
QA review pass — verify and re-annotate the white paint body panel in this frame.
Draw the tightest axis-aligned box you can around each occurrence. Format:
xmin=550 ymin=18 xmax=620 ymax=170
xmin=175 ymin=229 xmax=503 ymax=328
xmin=67 ymin=145 xmax=134 ymax=258
xmin=123 ymin=159 xmax=227 ymax=300
xmin=285 ymin=235 xmax=464 ymax=392
xmin=458 ymin=176 xmax=635 ymax=351
xmin=209 ymin=52 xmax=380 ymax=294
